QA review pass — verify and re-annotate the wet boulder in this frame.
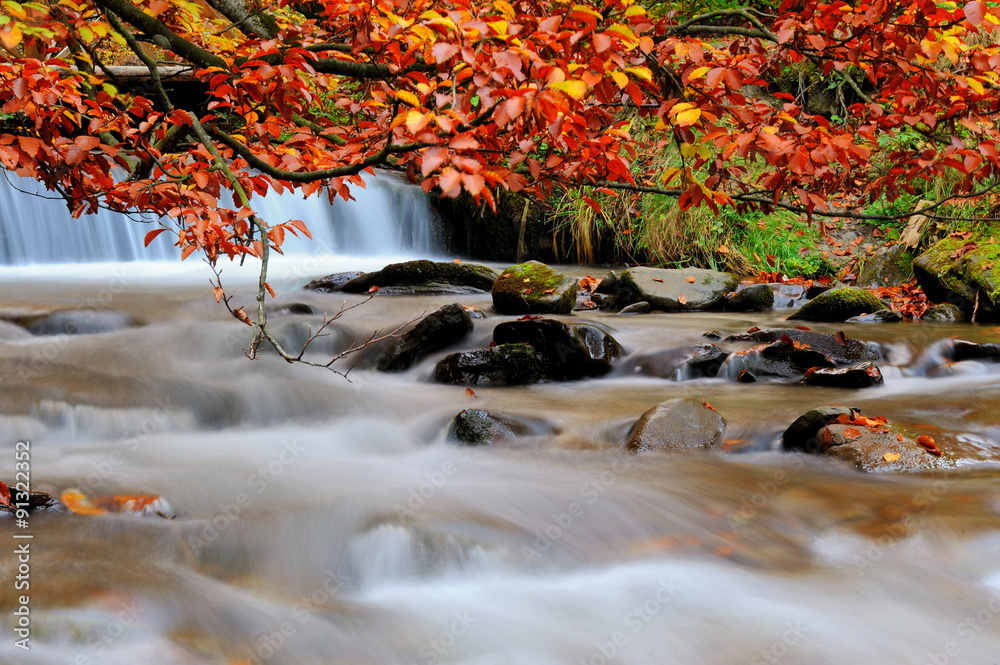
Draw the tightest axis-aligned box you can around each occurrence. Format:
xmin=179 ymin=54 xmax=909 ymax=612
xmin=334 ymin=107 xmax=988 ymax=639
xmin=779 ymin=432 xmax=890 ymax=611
xmin=434 ymin=343 xmax=546 ymax=386
xmin=788 ymin=287 xmax=885 ymax=322
xmin=818 ymin=423 xmax=942 ymax=472
xmin=913 ymin=237 xmax=1000 ymax=321
xmin=376 ymin=303 xmax=473 ymax=372
xmin=725 ymin=328 xmax=880 ymax=366
xmin=723 ymin=335 xmax=835 ymax=379
xmin=846 ymin=309 xmax=902 ymax=323
xmin=922 ymin=303 xmax=965 ymax=322
xmin=856 ymin=244 xmax=913 ymax=288
xmin=20 ymin=309 xmax=134 ymax=335
xmin=803 ymin=362 xmax=884 ymax=388
xmin=616 ymin=267 xmax=738 ymax=311
xmin=618 ymin=301 xmax=650 ymax=315
xmin=625 ymin=398 xmax=727 ymax=452
xmin=447 ymin=409 xmax=552 ymax=446
xmin=492 ymin=318 xmax=622 ymax=379
xmin=781 ymin=406 xmax=859 ymax=453
xmin=625 ymin=344 xmax=728 ymax=379
xmin=950 ymin=340 xmax=1000 ymax=362
xmin=303 ymin=271 xmax=365 ymax=292
xmin=341 ymin=260 xmax=499 ymax=294
xmin=492 ymin=261 xmax=577 ymax=315
xmin=724 ymin=284 xmax=775 ymax=312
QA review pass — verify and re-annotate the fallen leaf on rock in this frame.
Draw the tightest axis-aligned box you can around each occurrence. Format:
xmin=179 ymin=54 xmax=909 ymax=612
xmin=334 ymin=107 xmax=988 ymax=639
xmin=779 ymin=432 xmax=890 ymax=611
xmin=834 ymin=331 xmax=848 ymax=346
xmin=843 ymin=427 xmax=862 ymax=440
xmin=897 ymin=433 xmax=904 ymax=442
xmin=950 ymin=242 xmax=978 ymax=259
xmin=794 ymin=326 xmax=812 ymax=331
xmin=543 ymin=288 xmax=555 ymax=294
xmin=916 ymin=435 xmax=943 ymax=456
xmin=883 ymin=453 xmax=901 ymax=462
xmin=703 ymin=399 xmax=717 ymax=411
xmin=368 ymin=285 xmax=380 ymax=293
xmin=678 ymin=294 xmax=687 ymax=305
xmin=746 ymin=326 xmax=761 ymax=333
xmin=686 ymin=276 xmax=696 ymax=283
xmin=517 ymin=314 xmax=544 ymax=321
xmin=865 ymin=366 xmax=881 ymax=378
xmin=652 ymin=277 xmax=664 ymax=282
xmin=579 ymin=276 xmax=601 ymax=292
xmin=466 ymin=388 xmax=477 ymax=398
xmin=523 ymin=287 xmax=533 ymax=294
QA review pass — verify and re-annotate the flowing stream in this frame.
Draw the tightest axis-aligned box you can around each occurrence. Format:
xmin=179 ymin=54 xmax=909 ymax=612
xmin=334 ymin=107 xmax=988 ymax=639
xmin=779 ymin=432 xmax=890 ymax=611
xmin=2 ymin=180 xmax=1000 ymax=665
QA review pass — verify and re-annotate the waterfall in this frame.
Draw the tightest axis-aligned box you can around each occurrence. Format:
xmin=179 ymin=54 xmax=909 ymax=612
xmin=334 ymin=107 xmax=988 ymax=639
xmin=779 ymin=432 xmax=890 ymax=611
xmin=0 ymin=171 xmax=442 ymax=265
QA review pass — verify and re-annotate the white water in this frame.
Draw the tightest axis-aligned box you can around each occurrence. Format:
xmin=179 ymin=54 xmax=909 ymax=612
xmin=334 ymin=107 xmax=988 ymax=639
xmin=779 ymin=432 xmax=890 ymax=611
xmin=0 ymin=172 xmax=442 ymax=265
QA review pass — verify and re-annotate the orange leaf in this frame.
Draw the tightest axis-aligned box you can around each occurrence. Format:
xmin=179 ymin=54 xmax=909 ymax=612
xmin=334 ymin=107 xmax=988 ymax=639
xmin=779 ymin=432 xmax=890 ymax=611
xmin=264 ymin=282 xmax=276 ymax=299
xmin=678 ymin=294 xmax=687 ymax=305
xmin=652 ymin=277 xmax=664 ymax=282
xmin=843 ymin=427 xmax=862 ymax=440
xmin=466 ymin=388 xmax=478 ymax=398
xmin=685 ymin=276 xmax=696 ymax=283
xmin=368 ymin=285 xmax=380 ymax=293
xmin=702 ymin=399 xmax=717 ymax=411
xmin=60 ymin=490 xmax=108 ymax=516
xmin=883 ymin=452 xmax=901 ymax=462
xmin=213 ymin=286 xmax=224 ymax=303
xmin=144 ymin=228 xmax=168 ymax=247
xmin=897 ymin=433 xmax=904 ymax=442
xmin=718 ymin=245 xmax=730 ymax=254
xmin=233 ymin=308 xmax=252 ymax=326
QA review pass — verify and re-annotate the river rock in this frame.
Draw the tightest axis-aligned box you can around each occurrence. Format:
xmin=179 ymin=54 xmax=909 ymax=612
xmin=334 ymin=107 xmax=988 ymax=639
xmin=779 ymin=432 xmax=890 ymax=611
xmin=913 ymin=237 xmax=1000 ymax=321
xmin=788 ymin=287 xmax=885 ymax=322
xmin=846 ymin=309 xmax=902 ymax=323
xmin=856 ymin=244 xmax=913 ymax=288
xmin=303 ymin=271 xmax=365 ymax=292
xmin=725 ymin=328 xmax=880 ymax=366
xmin=626 ymin=344 xmax=728 ymax=379
xmin=803 ymin=362 xmax=884 ymax=388
xmin=781 ymin=406 xmax=859 ymax=453
xmin=446 ymin=409 xmax=548 ymax=446
xmin=341 ymin=260 xmax=499 ymax=294
xmin=492 ymin=261 xmax=577 ymax=314
xmin=625 ymin=398 xmax=727 ymax=452
xmin=434 ymin=343 xmax=545 ymax=385
xmin=818 ymin=423 xmax=942 ymax=472
xmin=594 ymin=270 xmax=619 ymax=295
xmin=724 ymin=284 xmax=775 ymax=311
xmin=20 ymin=309 xmax=134 ymax=335
xmin=616 ymin=267 xmax=738 ymax=311
xmin=492 ymin=318 xmax=622 ymax=379
xmin=723 ymin=336 xmax=835 ymax=378
xmin=922 ymin=303 xmax=965 ymax=322
xmin=618 ymin=301 xmax=650 ymax=315
xmin=376 ymin=303 xmax=473 ymax=372
xmin=0 ymin=320 xmax=31 ymax=340
xmin=950 ymin=340 xmax=1000 ymax=362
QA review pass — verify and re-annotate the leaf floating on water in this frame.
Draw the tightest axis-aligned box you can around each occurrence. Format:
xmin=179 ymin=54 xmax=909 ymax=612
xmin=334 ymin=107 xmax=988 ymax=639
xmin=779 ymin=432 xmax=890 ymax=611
xmin=883 ymin=453 xmax=901 ymax=462
xmin=466 ymin=388 xmax=478 ymax=398
xmin=61 ymin=490 xmax=108 ymax=516
xmin=0 ymin=480 xmax=10 ymax=508
xmin=843 ymin=427 xmax=862 ymax=440
xmin=61 ymin=489 xmax=172 ymax=517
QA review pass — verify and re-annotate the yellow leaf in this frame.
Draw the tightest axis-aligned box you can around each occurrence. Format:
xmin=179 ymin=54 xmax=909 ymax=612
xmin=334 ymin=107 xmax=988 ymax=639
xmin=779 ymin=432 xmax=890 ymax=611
xmin=610 ymin=71 xmax=629 ymax=88
xmin=608 ymin=24 xmax=639 ymax=47
xmin=688 ymin=66 xmax=711 ymax=80
xmin=967 ymin=77 xmax=985 ymax=95
xmin=494 ymin=0 xmax=515 ymax=20
xmin=551 ymin=80 xmax=589 ymax=100
xmin=625 ymin=66 xmax=653 ymax=82
xmin=488 ymin=20 xmax=508 ymax=36
xmin=661 ymin=167 xmax=680 ymax=184
xmin=883 ymin=452 xmax=901 ymax=462
xmin=394 ymin=90 xmax=420 ymax=107
xmin=405 ymin=109 xmax=432 ymax=133
xmin=3 ymin=1 xmax=27 ymax=19
xmin=0 ymin=22 xmax=23 ymax=50
xmin=572 ymin=4 xmax=604 ymax=19
xmin=624 ymin=5 xmax=646 ymax=17
xmin=675 ymin=107 xmax=702 ymax=127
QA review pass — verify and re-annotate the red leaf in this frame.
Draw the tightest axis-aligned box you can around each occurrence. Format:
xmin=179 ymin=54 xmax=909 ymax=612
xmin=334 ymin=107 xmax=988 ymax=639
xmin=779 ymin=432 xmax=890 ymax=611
xmin=843 ymin=427 xmax=862 ymax=441
xmin=834 ymin=331 xmax=848 ymax=346
xmin=368 ymin=285 xmax=380 ymax=293
xmin=144 ymin=228 xmax=168 ymax=247
xmin=702 ymin=399 xmax=717 ymax=411
xmin=0 ymin=480 xmax=10 ymax=508
xmin=966 ymin=1 xmax=987 ymax=25
xmin=466 ymin=387 xmax=478 ymax=398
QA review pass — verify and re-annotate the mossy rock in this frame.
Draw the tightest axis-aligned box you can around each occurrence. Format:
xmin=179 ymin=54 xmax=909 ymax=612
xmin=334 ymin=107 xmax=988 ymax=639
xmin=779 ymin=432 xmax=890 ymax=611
xmin=341 ymin=260 xmax=499 ymax=294
xmin=788 ymin=287 xmax=884 ymax=322
xmin=723 ymin=284 xmax=775 ymax=312
xmin=492 ymin=261 xmax=577 ymax=314
xmin=856 ymin=244 xmax=913 ymax=288
xmin=913 ymin=237 xmax=1000 ymax=321
xmin=922 ymin=303 xmax=965 ymax=322
xmin=433 ymin=343 xmax=546 ymax=385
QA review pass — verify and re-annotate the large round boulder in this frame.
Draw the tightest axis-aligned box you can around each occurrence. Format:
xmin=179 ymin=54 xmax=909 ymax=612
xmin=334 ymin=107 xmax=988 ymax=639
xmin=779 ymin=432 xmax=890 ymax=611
xmin=376 ymin=303 xmax=473 ymax=372
xmin=625 ymin=398 xmax=727 ymax=453
xmin=616 ymin=267 xmax=738 ymax=311
xmin=913 ymin=237 xmax=1000 ymax=321
xmin=492 ymin=318 xmax=622 ymax=379
xmin=492 ymin=261 xmax=577 ymax=314
xmin=341 ymin=260 xmax=499 ymax=294
xmin=446 ymin=409 xmax=553 ymax=446
xmin=788 ymin=287 xmax=885 ymax=322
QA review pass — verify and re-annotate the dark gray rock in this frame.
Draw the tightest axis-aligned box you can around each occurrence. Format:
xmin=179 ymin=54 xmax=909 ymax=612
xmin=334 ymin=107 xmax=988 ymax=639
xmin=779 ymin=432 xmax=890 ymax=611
xmin=303 ymin=271 xmax=365 ymax=292
xmin=724 ymin=284 xmax=775 ymax=311
xmin=434 ymin=343 xmax=546 ymax=385
xmin=625 ymin=398 xmax=727 ymax=452
xmin=951 ymin=340 xmax=1000 ymax=362
xmin=781 ymin=406 xmax=858 ymax=453
xmin=376 ymin=303 xmax=473 ymax=372
xmin=803 ymin=362 xmax=884 ymax=388
xmin=594 ymin=270 xmax=619 ymax=295
xmin=788 ymin=287 xmax=885 ymax=322
xmin=846 ymin=309 xmax=902 ymax=323
xmin=446 ymin=409 xmax=550 ymax=446
xmin=922 ymin=303 xmax=965 ymax=322
xmin=626 ymin=344 xmax=728 ymax=379
xmin=492 ymin=318 xmax=622 ymax=379
xmin=21 ymin=309 xmax=133 ymax=335
xmin=342 ymin=260 xmax=499 ymax=294
xmin=819 ymin=423 xmax=942 ymax=472
xmin=725 ymin=328 xmax=880 ymax=366
xmin=618 ymin=301 xmax=650 ymax=315
xmin=616 ymin=267 xmax=738 ymax=311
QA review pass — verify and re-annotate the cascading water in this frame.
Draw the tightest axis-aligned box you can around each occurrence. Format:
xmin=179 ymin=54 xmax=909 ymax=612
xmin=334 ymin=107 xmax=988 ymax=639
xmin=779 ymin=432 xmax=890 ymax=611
xmin=0 ymin=171 xmax=442 ymax=265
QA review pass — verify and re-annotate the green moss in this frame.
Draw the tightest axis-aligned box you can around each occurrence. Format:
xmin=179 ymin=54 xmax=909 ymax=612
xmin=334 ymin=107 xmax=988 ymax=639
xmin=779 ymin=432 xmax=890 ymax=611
xmin=789 ymin=287 xmax=884 ymax=322
xmin=492 ymin=261 xmax=577 ymax=314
